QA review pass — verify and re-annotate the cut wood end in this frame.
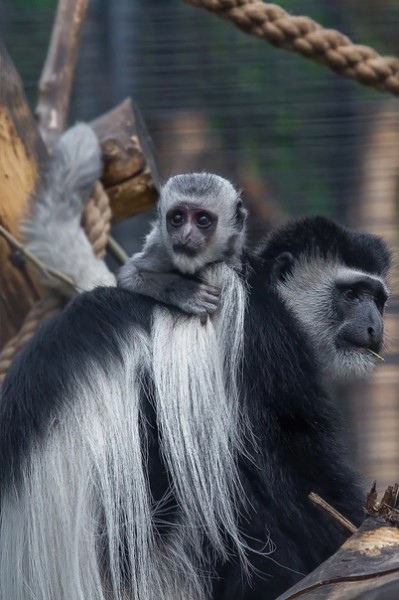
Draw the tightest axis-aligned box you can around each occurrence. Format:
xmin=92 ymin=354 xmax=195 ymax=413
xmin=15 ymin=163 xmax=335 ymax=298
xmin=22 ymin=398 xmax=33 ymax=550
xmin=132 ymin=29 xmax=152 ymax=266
xmin=366 ymin=481 xmax=399 ymax=524
xmin=107 ymin=170 xmax=158 ymax=224
xmin=100 ymin=136 xmax=145 ymax=185
xmin=91 ymin=98 xmax=161 ymax=193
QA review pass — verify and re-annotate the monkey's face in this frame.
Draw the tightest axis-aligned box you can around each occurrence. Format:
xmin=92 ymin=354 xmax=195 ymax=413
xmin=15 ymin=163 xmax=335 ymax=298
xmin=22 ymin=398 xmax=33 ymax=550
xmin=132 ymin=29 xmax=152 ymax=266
xmin=159 ymin=172 xmax=246 ymax=275
xmin=166 ymin=204 xmax=218 ymax=255
xmin=274 ymin=254 xmax=389 ymax=384
xmin=164 ymin=203 xmax=220 ymax=273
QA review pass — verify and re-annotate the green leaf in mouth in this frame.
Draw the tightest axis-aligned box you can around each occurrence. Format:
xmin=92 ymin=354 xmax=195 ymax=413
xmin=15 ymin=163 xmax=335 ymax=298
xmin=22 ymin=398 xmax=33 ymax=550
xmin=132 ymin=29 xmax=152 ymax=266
xmin=367 ymin=349 xmax=384 ymax=361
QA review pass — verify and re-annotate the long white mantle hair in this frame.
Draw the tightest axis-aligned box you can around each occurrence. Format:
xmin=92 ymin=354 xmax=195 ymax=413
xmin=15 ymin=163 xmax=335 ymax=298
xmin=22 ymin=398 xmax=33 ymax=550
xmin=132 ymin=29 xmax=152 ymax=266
xmin=0 ymin=263 xmax=249 ymax=600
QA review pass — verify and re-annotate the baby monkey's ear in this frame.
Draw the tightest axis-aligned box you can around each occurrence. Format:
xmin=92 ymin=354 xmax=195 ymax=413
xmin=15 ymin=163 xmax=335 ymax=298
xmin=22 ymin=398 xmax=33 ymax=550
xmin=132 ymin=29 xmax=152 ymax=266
xmin=235 ymin=199 xmax=248 ymax=231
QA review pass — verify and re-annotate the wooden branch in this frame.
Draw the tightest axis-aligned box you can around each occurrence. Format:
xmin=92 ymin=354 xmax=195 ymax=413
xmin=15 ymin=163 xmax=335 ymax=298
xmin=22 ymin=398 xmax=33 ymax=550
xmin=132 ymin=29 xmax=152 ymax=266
xmin=309 ymin=492 xmax=357 ymax=534
xmin=107 ymin=237 xmax=129 ymax=264
xmin=35 ymin=0 xmax=89 ymax=147
xmin=277 ymin=483 xmax=399 ymax=599
xmin=91 ymin=99 xmax=160 ymax=223
xmin=0 ymin=225 xmax=76 ymax=295
xmin=0 ymin=40 xmax=48 ymax=348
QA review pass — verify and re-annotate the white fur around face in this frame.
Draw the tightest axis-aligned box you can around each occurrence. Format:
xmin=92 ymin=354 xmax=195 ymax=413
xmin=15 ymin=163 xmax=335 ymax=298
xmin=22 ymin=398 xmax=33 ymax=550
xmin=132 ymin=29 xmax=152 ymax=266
xmin=276 ymin=256 xmax=388 ymax=384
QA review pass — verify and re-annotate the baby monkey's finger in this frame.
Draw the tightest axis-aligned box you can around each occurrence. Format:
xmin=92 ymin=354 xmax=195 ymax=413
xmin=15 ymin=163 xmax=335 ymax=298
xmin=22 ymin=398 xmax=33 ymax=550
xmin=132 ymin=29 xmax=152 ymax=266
xmin=199 ymin=283 xmax=220 ymax=297
xmin=200 ymin=314 xmax=208 ymax=326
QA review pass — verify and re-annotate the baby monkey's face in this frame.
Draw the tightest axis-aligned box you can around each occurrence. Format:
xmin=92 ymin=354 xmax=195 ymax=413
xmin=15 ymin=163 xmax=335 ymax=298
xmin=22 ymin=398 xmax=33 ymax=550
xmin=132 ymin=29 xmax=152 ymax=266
xmin=166 ymin=203 xmax=218 ymax=257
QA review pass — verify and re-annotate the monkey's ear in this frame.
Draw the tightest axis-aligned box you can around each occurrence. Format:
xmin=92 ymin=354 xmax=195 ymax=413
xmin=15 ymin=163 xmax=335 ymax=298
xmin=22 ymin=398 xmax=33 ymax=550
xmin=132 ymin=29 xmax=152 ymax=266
xmin=235 ymin=200 xmax=248 ymax=231
xmin=271 ymin=252 xmax=294 ymax=283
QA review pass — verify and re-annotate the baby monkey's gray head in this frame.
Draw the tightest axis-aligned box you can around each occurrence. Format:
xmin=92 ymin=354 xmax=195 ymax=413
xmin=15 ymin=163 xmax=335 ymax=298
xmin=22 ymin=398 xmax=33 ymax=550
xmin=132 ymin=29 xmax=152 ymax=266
xmin=160 ymin=173 xmax=247 ymax=274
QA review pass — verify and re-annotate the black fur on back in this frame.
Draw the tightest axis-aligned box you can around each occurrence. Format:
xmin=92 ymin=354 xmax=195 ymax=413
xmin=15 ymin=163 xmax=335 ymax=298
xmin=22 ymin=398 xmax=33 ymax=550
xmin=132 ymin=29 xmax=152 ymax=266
xmin=0 ymin=287 xmax=155 ymax=492
xmin=258 ymin=216 xmax=391 ymax=277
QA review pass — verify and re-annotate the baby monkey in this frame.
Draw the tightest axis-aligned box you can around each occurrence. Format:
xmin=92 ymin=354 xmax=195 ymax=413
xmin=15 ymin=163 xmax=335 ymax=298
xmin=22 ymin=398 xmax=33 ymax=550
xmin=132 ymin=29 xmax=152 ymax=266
xmin=117 ymin=173 xmax=247 ymax=318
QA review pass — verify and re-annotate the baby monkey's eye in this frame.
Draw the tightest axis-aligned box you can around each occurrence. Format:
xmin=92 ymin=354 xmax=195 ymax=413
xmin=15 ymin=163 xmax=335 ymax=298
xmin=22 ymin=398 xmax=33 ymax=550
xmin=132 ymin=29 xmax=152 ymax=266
xmin=169 ymin=211 xmax=185 ymax=227
xmin=196 ymin=213 xmax=212 ymax=228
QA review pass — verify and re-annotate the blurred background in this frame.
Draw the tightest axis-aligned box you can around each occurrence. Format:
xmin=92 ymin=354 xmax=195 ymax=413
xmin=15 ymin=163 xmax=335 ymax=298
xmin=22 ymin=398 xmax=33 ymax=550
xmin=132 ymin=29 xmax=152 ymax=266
xmin=1 ymin=0 xmax=398 ymax=492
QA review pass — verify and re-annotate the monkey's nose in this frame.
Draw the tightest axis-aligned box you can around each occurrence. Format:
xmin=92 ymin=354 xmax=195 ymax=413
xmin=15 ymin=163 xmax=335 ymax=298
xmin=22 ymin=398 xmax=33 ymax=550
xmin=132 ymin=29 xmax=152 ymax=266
xmin=173 ymin=240 xmax=188 ymax=251
xmin=173 ymin=241 xmax=197 ymax=256
xmin=367 ymin=320 xmax=383 ymax=351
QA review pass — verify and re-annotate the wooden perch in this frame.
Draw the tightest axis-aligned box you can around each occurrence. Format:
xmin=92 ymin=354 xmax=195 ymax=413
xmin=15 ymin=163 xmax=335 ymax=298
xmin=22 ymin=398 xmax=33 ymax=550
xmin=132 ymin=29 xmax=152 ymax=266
xmin=91 ymin=99 xmax=160 ymax=223
xmin=277 ymin=483 xmax=399 ymax=600
xmin=35 ymin=0 xmax=90 ymax=147
xmin=0 ymin=40 xmax=48 ymax=347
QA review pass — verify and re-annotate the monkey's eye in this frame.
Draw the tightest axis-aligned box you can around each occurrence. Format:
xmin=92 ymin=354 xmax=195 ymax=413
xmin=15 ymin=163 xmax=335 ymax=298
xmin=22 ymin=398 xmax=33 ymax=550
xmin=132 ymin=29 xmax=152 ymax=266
xmin=344 ymin=289 xmax=358 ymax=301
xmin=169 ymin=211 xmax=185 ymax=227
xmin=375 ymin=291 xmax=388 ymax=313
xmin=196 ymin=213 xmax=212 ymax=228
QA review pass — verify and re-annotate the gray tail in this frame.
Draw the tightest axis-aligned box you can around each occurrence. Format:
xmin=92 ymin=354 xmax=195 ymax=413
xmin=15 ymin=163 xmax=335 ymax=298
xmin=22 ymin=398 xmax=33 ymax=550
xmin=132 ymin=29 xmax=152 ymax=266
xmin=23 ymin=123 xmax=115 ymax=295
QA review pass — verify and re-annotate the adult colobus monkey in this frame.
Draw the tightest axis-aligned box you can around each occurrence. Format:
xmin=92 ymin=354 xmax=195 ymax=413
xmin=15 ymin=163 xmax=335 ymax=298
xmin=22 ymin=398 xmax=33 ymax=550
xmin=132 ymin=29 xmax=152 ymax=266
xmin=213 ymin=218 xmax=390 ymax=599
xmin=0 ymin=209 xmax=391 ymax=599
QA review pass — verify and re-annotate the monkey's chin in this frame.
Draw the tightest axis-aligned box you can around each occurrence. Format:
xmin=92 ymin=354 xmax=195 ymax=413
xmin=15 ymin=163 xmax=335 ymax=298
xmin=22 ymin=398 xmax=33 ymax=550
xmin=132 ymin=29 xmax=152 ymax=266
xmin=323 ymin=346 xmax=378 ymax=384
xmin=172 ymin=252 xmax=205 ymax=275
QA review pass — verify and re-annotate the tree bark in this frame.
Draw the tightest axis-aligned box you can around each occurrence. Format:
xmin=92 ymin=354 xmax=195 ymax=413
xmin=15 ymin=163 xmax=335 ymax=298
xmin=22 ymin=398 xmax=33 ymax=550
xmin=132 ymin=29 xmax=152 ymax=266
xmin=277 ymin=484 xmax=399 ymax=599
xmin=0 ymin=40 xmax=48 ymax=347
xmin=35 ymin=0 xmax=90 ymax=148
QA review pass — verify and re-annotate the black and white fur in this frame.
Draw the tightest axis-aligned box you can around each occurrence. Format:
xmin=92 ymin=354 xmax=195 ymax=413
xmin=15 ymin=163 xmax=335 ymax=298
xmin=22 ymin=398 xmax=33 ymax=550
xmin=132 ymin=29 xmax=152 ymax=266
xmin=264 ymin=218 xmax=390 ymax=385
xmin=0 ymin=216 xmax=391 ymax=600
xmin=212 ymin=216 xmax=391 ymax=599
xmin=23 ymin=123 xmax=116 ymax=295
xmin=117 ymin=173 xmax=247 ymax=316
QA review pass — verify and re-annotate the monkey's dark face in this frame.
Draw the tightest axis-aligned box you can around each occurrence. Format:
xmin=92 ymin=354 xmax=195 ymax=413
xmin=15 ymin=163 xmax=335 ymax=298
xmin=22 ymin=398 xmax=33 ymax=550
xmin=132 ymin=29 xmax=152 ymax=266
xmin=333 ymin=272 xmax=387 ymax=355
xmin=166 ymin=204 xmax=218 ymax=257
xmin=274 ymin=255 xmax=389 ymax=383
xmin=163 ymin=200 xmax=245 ymax=275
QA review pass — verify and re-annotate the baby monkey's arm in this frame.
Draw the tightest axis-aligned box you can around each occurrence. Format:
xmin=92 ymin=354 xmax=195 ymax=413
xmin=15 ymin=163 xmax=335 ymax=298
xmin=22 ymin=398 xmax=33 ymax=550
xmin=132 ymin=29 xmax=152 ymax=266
xmin=117 ymin=241 xmax=220 ymax=316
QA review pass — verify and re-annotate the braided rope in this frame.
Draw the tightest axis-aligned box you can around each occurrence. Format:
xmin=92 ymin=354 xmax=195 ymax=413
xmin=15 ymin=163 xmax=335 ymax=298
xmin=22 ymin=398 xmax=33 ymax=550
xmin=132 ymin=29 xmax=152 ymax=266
xmin=0 ymin=182 xmax=112 ymax=381
xmin=0 ymin=294 xmax=62 ymax=382
xmin=186 ymin=0 xmax=399 ymax=96
xmin=82 ymin=181 xmax=112 ymax=259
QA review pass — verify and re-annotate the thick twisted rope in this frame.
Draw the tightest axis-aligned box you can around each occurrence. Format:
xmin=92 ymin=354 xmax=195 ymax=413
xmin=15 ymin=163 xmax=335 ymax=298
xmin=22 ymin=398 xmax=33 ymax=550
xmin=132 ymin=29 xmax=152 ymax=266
xmin=82 ymin=181 xmax=112 ymax=259
xmin=0 ymin=294 xmax=62 ymax=382
xmin=0 ymin=183 xmax=112 ymax=382
xmin=185 ymin=0 xmax=399 ymax=96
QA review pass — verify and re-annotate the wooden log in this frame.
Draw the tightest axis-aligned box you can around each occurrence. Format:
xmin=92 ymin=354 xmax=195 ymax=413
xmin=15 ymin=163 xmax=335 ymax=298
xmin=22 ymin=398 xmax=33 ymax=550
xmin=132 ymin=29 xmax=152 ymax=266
xmin=276 ymin=484 xmax=399 ymax=599
xmin=35 ymin=0 xmax=90 ymax=148
xmin=90 ymin=99 xmax=160 ymax=223
xmin=0 ymin=40 xmax=48 ymax=347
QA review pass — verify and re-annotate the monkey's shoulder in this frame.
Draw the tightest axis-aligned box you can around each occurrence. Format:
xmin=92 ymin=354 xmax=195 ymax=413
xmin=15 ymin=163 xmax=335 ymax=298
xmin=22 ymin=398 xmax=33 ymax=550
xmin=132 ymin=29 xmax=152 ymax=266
xmin=0 ymin=286 xmax=154 ymax=408
xmin=0 ymin=286 xmax=155 ymax=491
